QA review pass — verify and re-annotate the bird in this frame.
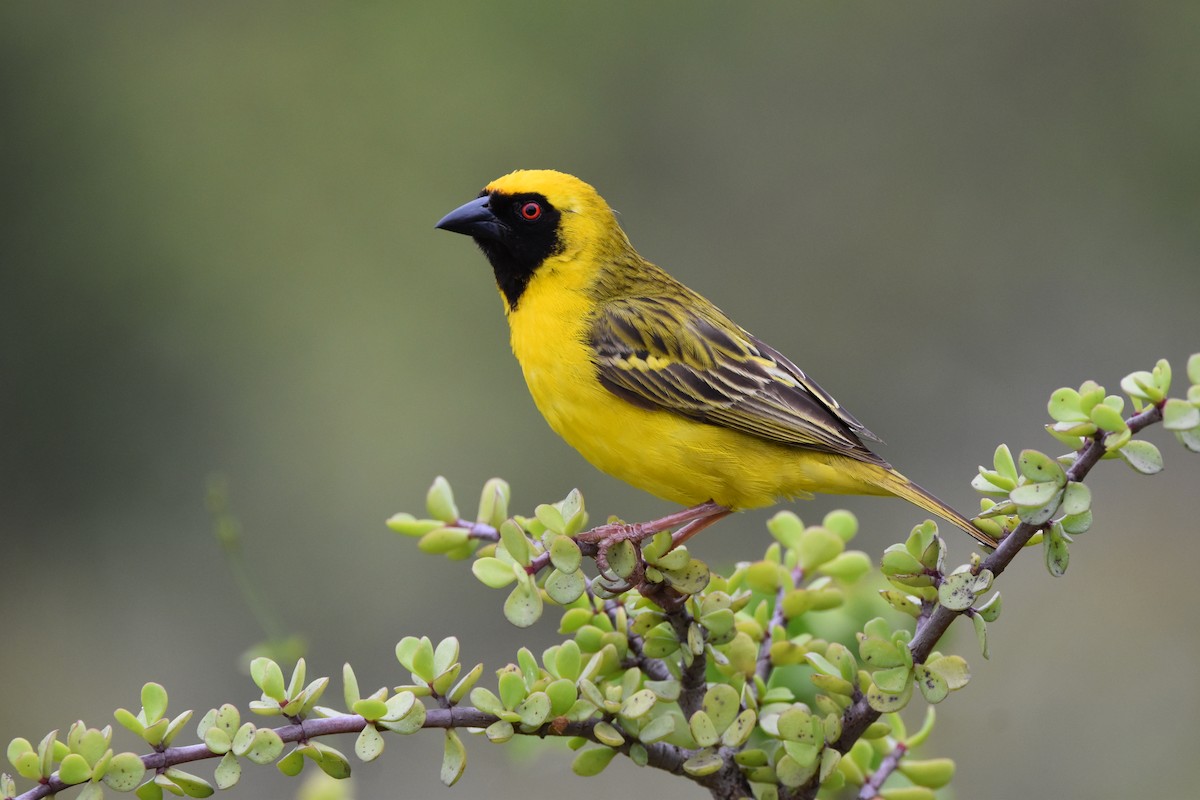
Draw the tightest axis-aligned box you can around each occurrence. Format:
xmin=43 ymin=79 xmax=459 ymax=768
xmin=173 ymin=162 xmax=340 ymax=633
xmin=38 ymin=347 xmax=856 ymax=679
xmin=435 ymin=169 xmax=996 ymax=550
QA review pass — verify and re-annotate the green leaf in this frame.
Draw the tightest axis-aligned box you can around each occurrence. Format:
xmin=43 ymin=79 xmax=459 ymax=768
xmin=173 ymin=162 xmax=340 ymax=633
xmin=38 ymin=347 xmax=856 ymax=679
xmin=972 ymin=613 xmax=989 ymax=658
xmin=1047 ymin=388 xmax=1083 ymax=422
xmin=485 ymin=721 xmax=514 ymax=743
xmin=682 ymin=749 xmax=725 ymax=777
xmin=58 ymin=753 xmax=92 ymax=785
xmin=1177 ymin=427 xmax=1200 ymax=453
xmin=410 ymin=637 xmax=435 ymax=682
xmin=1118 ymin=440 xmax=1164 ymax=474
xmin=1163 ymin=398 xmax=1200 ymax=430
xmin=878 ymin=589 xmax=923 ymax=618
xmin=417 ymin=526 xmax=470 ymax=554
xmin=818 ymin=551 xmax=871 ymax=583
xmin=1044 ymin=523 xmax=1070 ymax=577
xmin=796 ymin=526 xmax=844 ymax=571
xmin=701 ymin=684 xmax=740 ymax=733
xmin=592 ymin=722 xmax=625 ymax=747
xmin=251 ymin=660 xmax=286 ymax=702
xmin=722 ymin=709 xmax=756 ymax=747
xmin=214 ymin=752 xmax=241 ymax=790
xmin=534 ymin=503 xmax=566 ymax=534
xmin=244 ymin=729 xmax=284 ymax=765
xmin=497 ymin=670 xmax=526 ymax=710
xmin=549 ymin=536 xmax=583 ymax=573
xmin=355 ymin=726 xmax=384 ymax=762
xmin=937 ymin=571 xmax=978 ymax=611
xmin=472 ymin=557 xmax=518 ymax=589
xmin=822 ymin=509 xmax=858 ymax=541
xmin=898 ymin=757 xmax=956 ymax=789
xmin=503 ymin=580 xmax=543 ymax=627
xmin=1188 ymin=353 xmax=1200 ymax=385
xmin=866 ymin=680 xmax=913 ymax=712
xmin=572 ymin=746 xmax=617 ymax=777
xmin=515 ymin=692 xmax=551 ymax=729
xmin=1089 ymin=402 xmax=1128 ymax=433
xmin=925 ymin=655 xmax=970 ymax=689
xmin=637 ymin=714 xmax=675 ymax=744
xmin=914 ymin=664 xmax=949 ymax=703
xmin=476 ymin=477 xmax=510 ymax=528
xmin=544 ymin=568 xmax=586 ymax=605
xmin=163 ymin=768 xmax=214 ymax=798
xmin=607 ymin=540 xmax=638 ymax=579
xmin=1061 ymin=483 xmax=1091 ymax=515
xmin=662 ymin=559 xmax=710 ymax=595
xmin=440 ymin=730 xmax=466 ymax=787
xmin=1019 ymin=450 xmax=1065 ymax=485
xmin=1009 ymin=481 xmax=1061 ymax=507
xmin=688 ymin=711 xmax=719 ymax=747
xmin=351 ymin=699 xmax=388 ymax=721
xmin=103 ymin=752 xmax=146 ymax=791
xmin=276 ymin=749 xmax=305 ymax=777
xmin=619 ymin=689 xmax=657 ymax=720
xmin=499 ymin=520 xmax=530 ymax=566
xmin=142 ymin=683 xmax=169 ymax=723
xmin=426 ymin=476 xmax=459 ymax=522
xmin=767 ymin=511 xmax=805 ymax=548
xmin=385 ymin=514 xmax=443 ymax=537
xmin=136 ymin=779 xmax=164 ymax=800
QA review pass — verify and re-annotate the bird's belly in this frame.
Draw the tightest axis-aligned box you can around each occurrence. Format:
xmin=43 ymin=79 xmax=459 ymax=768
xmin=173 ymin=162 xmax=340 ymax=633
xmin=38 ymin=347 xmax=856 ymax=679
xmin=522 ymin=360 xmax=885 ymax=510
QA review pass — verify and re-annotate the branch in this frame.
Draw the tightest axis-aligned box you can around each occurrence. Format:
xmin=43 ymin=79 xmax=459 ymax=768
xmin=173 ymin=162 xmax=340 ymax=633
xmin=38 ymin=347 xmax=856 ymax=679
xmin=831 ymin=403 xmax=1166 ymax=758
xmin=13 ymin=707 xmax=705 ymax=800
xmin=666 ymin=606 xmax=707 ymax=719
xmin=858 ymin=741 xmax=907 ymax=799
xmin=756 ymin=562 xmax=804 ymax=685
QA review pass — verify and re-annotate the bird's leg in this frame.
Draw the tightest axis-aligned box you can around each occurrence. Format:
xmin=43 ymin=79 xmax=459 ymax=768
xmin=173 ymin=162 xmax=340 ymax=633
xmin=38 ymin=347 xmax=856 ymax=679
xmin=577 ymin=502 xmax=730 ymax=593
xmin=670 ymin=507 xmax=733 ymax=548
xmin=577 ymin=501 xmax=729 ymax=547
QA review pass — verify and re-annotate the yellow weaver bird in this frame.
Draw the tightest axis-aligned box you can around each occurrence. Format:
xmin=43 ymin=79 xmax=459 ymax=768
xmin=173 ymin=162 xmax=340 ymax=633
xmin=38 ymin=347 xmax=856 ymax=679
xmin=436 ymin=170 xmax=996 ymax=549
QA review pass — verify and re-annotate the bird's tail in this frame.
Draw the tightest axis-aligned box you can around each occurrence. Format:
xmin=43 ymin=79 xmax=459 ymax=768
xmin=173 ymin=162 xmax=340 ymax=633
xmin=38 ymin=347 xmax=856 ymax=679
xmin=874 ymin=469 xmax=998 ymax=548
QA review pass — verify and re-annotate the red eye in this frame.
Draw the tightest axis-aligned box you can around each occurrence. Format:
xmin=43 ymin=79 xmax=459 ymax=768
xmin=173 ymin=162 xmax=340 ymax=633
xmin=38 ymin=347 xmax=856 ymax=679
xmin=519 ymin=201 xmax=542 ymax=221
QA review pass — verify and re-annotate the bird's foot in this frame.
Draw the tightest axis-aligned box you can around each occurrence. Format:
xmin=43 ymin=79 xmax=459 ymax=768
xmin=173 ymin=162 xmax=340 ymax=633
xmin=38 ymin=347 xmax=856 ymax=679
xmin=574 ymin=502 xmax=732 ymax=596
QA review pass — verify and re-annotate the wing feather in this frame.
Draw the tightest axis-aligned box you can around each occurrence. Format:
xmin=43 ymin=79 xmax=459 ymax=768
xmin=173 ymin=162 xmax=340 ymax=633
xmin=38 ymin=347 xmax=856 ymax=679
xmin=590 ymin=294 xmax=888 ymax=466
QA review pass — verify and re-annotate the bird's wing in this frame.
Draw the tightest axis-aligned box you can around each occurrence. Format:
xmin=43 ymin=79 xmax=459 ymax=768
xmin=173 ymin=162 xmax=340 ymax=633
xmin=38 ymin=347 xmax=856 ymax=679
xmin=589 ymin=294 xmax=889 ymax=466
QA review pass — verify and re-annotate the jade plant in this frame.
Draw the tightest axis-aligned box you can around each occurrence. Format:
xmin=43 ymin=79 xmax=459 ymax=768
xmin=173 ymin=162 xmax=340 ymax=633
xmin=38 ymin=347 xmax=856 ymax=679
xmin=4 ymin=355 xmax=1198 ymax=800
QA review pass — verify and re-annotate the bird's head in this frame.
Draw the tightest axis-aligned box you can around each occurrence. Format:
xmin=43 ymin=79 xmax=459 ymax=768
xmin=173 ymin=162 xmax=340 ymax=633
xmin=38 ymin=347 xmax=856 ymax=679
xmin=436 ymin=169 xmax=629 ymax=309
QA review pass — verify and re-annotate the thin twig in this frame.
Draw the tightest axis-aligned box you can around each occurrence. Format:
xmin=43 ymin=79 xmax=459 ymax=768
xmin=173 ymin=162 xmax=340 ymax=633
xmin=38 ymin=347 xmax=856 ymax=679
xmin=858 ymin=741 xmax=907 ymax=799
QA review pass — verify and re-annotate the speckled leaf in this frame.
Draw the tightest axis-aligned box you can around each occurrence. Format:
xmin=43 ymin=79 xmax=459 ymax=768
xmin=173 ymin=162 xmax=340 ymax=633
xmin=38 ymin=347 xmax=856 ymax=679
xmin=1119 ymin=440 xmax=1163 ymax=474
xmin=355 ymin=726 xmax=384 ymax=762
xmin=619 ymin=689 xmax=657 ymax=720
xmin=682 ymin=749 xmax=725 ymax=777
xmin=244 ymin=728 xmax=283 ymax=765
xmin=545 ymin=568 xmax=586 ymax=605
xmin=722 ymin=709 xmax=756 ymax=747
xmin=937 ymin=571 xmax=976 ymax=611
xmin=866 ymin=679 xmax=913 ymax=713
xmin=503 ymin=579 xmax=543 ymax=628
xmin=914 ymin=665 xmax=949 ymax=704
xmin=103 ymin=752 xmax=146 ymax=791
xmin=214 ymin=752 xmax=240 ymax=790
xmin=440 ymin=730 xmax=466 ymax=786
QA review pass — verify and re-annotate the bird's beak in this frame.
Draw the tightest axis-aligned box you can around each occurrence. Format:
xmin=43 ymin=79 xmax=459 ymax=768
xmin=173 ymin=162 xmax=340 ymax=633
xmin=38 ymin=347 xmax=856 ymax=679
xmin=435 ymin=195 xmax=504 ymax=240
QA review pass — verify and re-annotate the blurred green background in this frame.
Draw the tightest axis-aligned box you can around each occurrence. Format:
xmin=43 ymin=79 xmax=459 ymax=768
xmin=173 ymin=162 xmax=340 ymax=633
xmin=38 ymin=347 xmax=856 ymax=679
xmin=2 ymin=2 xmax=1198 ymax=798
